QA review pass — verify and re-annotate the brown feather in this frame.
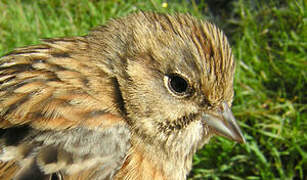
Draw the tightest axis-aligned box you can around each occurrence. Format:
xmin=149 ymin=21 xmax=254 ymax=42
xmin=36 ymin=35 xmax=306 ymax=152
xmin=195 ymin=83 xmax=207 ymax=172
xmin=0 ymin=161 xmax=18 ymax=180
xmin=0 ymin=12 xmax=243 ymax=180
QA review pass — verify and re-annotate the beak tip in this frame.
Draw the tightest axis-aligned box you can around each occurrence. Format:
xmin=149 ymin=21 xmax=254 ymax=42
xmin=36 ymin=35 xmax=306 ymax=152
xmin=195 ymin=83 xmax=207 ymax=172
xmin=229 ymin=125 xmax=245 ymax=144
xmin=233 ymin=133 xmax=246 ymax=144
xmin=214 ymin=126 xmax=245 ymax=144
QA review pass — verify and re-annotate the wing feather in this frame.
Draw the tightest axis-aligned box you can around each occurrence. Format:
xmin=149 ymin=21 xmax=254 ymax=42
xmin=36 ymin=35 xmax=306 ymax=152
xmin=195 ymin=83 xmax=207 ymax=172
xmin=0 ymin=38 xmax=130 ymax=179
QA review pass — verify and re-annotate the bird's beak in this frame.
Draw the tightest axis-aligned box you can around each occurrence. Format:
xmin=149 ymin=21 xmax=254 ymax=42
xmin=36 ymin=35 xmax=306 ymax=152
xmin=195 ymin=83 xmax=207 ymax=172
xmin=203 ymin=102 xmax=245 ymax=143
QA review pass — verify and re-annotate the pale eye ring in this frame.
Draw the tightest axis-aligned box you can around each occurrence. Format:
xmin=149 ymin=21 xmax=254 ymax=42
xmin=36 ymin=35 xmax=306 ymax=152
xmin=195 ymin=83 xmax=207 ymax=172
xmin=164 ymin=74 xmax=191 ymax=97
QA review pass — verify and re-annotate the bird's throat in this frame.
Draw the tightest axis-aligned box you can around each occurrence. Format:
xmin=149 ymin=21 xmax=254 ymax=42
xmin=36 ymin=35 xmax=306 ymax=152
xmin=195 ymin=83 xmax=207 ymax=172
xmin=114 ymin=135 xmax=192 ymax=180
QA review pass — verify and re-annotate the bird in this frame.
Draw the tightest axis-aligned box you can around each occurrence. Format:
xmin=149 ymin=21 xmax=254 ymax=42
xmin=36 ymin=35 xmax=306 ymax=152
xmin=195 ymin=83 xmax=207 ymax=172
xmin=0 ymin=12 xmax=245 ymax=180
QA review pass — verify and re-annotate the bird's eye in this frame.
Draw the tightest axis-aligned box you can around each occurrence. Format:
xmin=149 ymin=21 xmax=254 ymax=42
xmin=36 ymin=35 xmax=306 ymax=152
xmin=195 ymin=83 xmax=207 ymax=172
xmin=165 ymin=74 xmax=191 ymax=97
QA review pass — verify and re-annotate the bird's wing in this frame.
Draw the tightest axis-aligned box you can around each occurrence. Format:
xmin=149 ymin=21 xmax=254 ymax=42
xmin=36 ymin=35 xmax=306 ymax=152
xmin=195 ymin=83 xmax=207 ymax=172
xmin=0 ymin=38 xmax=130 ymax=179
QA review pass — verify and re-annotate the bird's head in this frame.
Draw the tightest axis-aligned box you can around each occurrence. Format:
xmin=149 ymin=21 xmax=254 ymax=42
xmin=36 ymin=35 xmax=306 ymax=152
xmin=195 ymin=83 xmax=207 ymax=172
xmin=89 ymin=12 xmax=244 ymax=156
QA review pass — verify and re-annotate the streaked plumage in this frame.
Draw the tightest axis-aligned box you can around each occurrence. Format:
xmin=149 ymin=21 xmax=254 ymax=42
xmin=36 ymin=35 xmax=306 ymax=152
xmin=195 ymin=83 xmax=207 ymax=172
xmin=0 ymin=12 xmax=244 ymax=180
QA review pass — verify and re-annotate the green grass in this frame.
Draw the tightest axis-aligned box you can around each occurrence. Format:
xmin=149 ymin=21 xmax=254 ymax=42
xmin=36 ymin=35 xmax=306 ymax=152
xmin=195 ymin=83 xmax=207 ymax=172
xmin=0 ymin=0 xmax=306 ymax=179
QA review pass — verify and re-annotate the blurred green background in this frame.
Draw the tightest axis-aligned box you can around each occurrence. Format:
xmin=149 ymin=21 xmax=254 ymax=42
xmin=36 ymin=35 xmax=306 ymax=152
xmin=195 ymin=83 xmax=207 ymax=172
xmin=0 ymin=0 xmax=306 ymax=179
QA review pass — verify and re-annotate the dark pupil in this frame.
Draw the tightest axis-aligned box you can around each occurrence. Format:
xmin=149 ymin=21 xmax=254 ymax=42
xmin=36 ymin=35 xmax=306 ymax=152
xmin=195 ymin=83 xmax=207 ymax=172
xmin=169 ymin=75 xmax=188 ymax=94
